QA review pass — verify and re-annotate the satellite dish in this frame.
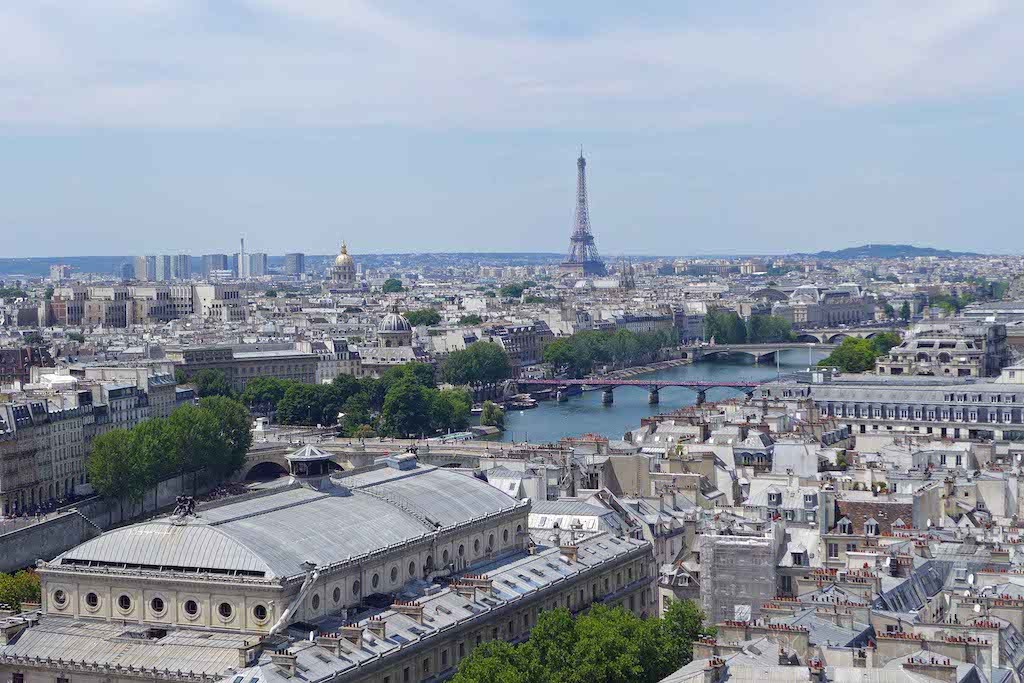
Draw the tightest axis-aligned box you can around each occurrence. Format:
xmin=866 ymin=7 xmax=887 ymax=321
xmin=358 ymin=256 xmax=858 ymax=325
xmin=968 ymin=574 xmax=975 ymax=585
xmin=974 ymin=604 xmax=982 ymax=613
xmin=964 ymin=590 xmax=971 ymax=597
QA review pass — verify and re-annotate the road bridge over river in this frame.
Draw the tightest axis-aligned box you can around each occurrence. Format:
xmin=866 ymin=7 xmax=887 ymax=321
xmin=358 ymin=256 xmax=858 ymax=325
xmin=522 ymin=377 xmax=763 ymax=406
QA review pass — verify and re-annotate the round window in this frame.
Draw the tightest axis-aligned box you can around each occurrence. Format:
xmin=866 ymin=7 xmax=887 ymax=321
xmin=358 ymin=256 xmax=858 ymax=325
xmin=253 ymin=604 xmax=268 ymax=621
xmin=52 ymin=590 xmax=67 ymax=607
xmin=218 ymin=602 xmax=233 ymax=619
xmin=503 ymin=529 xmax=509 ymax=543
xmin=390 ymin=567 xmax=398 ymax=582
xmin=333 ymin=587 xmax=341 ymax=604
xmin=408 ymin=561 xmax=416 ymax=576
xmin=311 ymin=594 xmax=320 ymax=610
xmin=372 ymin=573 xmax=380 ymax=589
xmin=352 ymin=580 xmax=361 ymax=596
xmin=184 ymin=599 xmax=199 ymax=616
xmin=85 ymin=592 xmax=99 ymax=608
xmin=150 ymin=597 xmax=165 ymax=614
xmin=117 ymin=595 xmax=132 ymax=612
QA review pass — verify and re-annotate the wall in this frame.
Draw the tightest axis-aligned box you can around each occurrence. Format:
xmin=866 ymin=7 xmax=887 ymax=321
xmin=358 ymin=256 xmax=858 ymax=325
xmin=0 ymin=511 xmax=100 ymax=573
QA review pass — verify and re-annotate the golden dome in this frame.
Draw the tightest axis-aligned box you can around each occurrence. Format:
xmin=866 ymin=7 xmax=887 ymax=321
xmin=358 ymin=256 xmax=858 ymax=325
xmin=334 ymin=242 xmax=355 ymax=268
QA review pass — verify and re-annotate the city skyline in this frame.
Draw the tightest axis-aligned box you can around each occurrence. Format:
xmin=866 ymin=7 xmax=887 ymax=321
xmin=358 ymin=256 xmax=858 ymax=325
xmin=4 ymin=2 xmax=1024 ymax=256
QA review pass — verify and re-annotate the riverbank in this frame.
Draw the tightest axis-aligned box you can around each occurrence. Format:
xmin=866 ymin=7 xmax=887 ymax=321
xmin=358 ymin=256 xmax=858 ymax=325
xmin=589 ymin=356 xmax=693 ymax=382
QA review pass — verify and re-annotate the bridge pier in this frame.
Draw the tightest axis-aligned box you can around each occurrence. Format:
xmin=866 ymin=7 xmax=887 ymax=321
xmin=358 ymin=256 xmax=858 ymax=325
xmin=601 ymin=387 xmax=614 ymax=405
xmin=695 ymin=389 xmax=707 ymax=406
xmin=648 ymin=387 xmax=660 ymax=405
xmin=556 ymin=390 xmax=568 ymax=402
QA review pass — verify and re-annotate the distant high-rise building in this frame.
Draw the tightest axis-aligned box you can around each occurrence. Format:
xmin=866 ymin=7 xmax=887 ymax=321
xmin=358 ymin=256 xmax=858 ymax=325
xmin=238 ymin=237 xmax=248 ymax=279
xmin=249 ymin=252 xmax=268 ymax=277
xmin=155 ymin=255 xmax=173 ymax=282
xmin=201 ymin=254 xmax=229 ymax=278
xmin=284 ymin=253 xmax=306 ymax=276
xmin=133 ymin=255 xmax=156 ymax=281
xmin=559 ymin=150 xmax=606 ymax=278
xmin=49 ymin=264 xmax=73 ymax=283
xmin=119 ymin=262 xmax=134 ymax=281
xmin=172 ymin=254 xmax=192 ymax=280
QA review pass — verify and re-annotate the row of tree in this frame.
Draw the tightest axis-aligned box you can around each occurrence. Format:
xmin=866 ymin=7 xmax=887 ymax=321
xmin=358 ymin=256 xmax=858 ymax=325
xmin=817 ymin=332 xmax=902 ymax=373
xmin=86 ymin=396 xmax=253 ymax=506
xmin=440 ymin=342 xmax=514 ymax=385
xmin=542 ymin=328 xmax=678 ymax=378
xmin=703 ymin=310 xmax=795 ymax=344
xmin=240 ymin=364 xmax=475 ymax=438
xmin=452 ymin=601 xmax=713 ymax=683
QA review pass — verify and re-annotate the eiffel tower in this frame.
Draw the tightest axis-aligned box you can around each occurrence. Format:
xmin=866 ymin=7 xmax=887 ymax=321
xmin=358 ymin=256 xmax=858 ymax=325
xmin=559 ymin=149 xmax=606 ymax=277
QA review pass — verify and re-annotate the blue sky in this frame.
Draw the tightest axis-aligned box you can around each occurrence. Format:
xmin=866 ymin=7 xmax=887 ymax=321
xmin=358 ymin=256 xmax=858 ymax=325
xmin=2 ymin=1 xmax=1023 ymax=257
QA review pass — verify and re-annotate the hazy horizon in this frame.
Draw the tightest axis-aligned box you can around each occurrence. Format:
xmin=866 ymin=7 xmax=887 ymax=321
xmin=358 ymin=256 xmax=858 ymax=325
xmin=4 ymin=2 xmax=1024 ymax=256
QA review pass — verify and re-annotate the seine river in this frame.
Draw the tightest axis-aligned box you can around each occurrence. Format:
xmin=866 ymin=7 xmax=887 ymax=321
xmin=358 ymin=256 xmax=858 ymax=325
xmin=498 ymin=349 xmax=829 ymax=444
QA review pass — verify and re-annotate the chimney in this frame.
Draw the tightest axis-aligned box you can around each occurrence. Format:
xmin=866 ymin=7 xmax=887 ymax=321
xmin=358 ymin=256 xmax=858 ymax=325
xmin=366 ymin=617 xmax=387 ymax=639
xmin=270 ymin=652 xmax=297 ymax=675
xmin=560 ymin=545 xmax=579 ymax=563
xmin=453 ymin=583 xmax=477 ymax=601
xmin=339 ymin=625 xmax=364 ymax=649
xmin=392 ymin=600 xmax=424 ymax=624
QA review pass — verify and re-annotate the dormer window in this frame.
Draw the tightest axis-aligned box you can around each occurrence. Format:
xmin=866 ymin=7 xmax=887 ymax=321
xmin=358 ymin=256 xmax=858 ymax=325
xmin=838 ymin=518 xmax=853 ymax=534
xmin=804 ymin=494 xmax=816 ymax=508
xmin=865 ymin=519 xmax=880 ymax=536
xmin=767 ymin=491 xmax=782 ymax=506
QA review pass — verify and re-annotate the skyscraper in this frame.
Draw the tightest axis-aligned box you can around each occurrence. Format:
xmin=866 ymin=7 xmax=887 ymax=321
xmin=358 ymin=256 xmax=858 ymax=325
xmin=249 ymin=252 xmax=268 ymax=277
xmin=559 ymin=150 xmax=606 ymax=278
xmin=284 ymin=253 xmax=306 ymax=276
xmin=172 ymin=254 xmax=192 ymax=280
xmin=201 ymin=254 xmax=229 ymax=277
xmin=133 ymin=255 xmax=156 ymax=281
xmin=154 ymin=255 xmax=173 ymax=282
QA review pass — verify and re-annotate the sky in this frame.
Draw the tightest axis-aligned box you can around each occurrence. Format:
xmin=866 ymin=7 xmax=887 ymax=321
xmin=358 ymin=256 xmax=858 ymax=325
xmin=2 ymin=1 xmax=1024 ymax=257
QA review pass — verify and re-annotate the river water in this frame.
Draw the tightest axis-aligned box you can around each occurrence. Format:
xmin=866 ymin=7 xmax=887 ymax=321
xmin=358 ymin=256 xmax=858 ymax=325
xmin=499 ymin=349 xmax=829 ymax=443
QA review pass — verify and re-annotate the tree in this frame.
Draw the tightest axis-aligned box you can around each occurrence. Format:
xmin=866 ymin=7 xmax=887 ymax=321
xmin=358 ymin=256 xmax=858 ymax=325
xmin=883 ymin=303 xmax=896 ymax=319
xmin=0 ymin=571 xmax=40 ymax=610
xmin=264 ymin=289 xmax=278 ymax=298
xmin=704 ymin=309 xmax=747 ymax=344
xmin=86 ymin=429 xmax=147 ymax=504
xmin=430 ymin=388 xmax=472 ymax=433
xmin=746 ymin=315 xmax=793 ymax=343
xmin=44 ymin=285 xmax=54 ymax=301
xmin=870 ymin=331 xmax=902 ymax=355
xmin=818 ymin=337 xmax=881 ymax=373
xmin=899 ymin=301 xmax=911 ymax=321
xmin=198 ymin=397 xmax=253 ymax=478
xmin=499 ymin=282 xmax=528 ymax=298
xmin=189 ymin=369 xmax=234 ymax=398
xmin=451 ymin=641 xmax=540 ymax=683
xmin=379 ymin=379 xmax=434 ymax=437
xmin=441 ymin=342 xmax=513 ymax=385
xmin=480 ymin=400 xmax=505 ymax=429
xmin=167 ymin=403 xmax=226 ymax=475
xmin=459 ymin=314 xmax=483 ymax=325
xmin=404 ymin=308 xmax=442 ymax=327
xmin=382 ymin=278 xmax=403 ymax=293
xmin=67 ymin=332 xmax=85 ymax=343
xmin=241 ymin=376 xmax=294 ymax=412
xmin=659 ymin=599 xmax=715 ymax=667
xmin=130 ymin=417 xmax=176 ymax=486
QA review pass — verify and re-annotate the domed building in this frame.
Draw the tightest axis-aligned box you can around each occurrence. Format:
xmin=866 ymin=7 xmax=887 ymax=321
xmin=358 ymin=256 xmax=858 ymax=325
xmin=331 ymin=242 xmax=357 ymax=288
xmin=378 ymin=304 xmax=413 ymax=348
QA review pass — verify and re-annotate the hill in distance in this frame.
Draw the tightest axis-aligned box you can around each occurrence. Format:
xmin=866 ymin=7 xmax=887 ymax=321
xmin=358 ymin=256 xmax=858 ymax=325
xmin=800 ymin=244 xmax=982 ymax=260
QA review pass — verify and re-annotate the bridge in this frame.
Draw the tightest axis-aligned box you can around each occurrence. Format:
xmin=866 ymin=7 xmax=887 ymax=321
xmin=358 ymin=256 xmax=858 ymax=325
xmin=523 ymin=378 xmax=762 ymax=406
xmin=791 ymin=326 xmax=903 ymax=345
xmin=683 ymin=342 xmax=835 ymax=364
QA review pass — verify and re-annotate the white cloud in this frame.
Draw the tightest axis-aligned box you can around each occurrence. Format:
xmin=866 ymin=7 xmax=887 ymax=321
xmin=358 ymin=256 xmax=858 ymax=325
xmin=1 ymin=0 xmax=1022 ymax=129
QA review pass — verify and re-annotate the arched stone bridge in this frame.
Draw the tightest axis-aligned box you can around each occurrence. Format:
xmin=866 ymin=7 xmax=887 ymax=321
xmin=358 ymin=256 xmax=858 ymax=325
xmin=522 ymin=378 xmax=762 ymax=406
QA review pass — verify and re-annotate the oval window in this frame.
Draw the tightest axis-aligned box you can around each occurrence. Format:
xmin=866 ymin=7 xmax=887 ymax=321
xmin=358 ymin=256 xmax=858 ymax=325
xmin=474 ymin=539 xmax=480 ymax=553
xmin=150 ymin=597 xmax=165 ymax=614
xmin=253 ymin=604 xmax=268 ymax=621
xmin=458 ymin=544 xmax=465 ymax=557
xmin=372 ymin=573 xmax=380 ymax=589
xmin=52 ymin=590 xmax=67 ymax=607
xmin=219 ymin=602 xmax=233 ymax=619
xmin=117 ymin=595 xmax=132 ymax=612
xmin=408 ymin=561 xmax=416 ymax=576
xmin=184 ymin=599 xmax=199 ymax=616
xmin=85 ymin=592 xmax=99 ymax=608
xmin=390 ymin=567 xmax=398 ymax=582
xmin=503 ymin=529 xmax=509 ymax=543
xmin=352 ymin=580 xmax=361 ymax=596
xmin=333 ymin=587 xmax=341 ymax=604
